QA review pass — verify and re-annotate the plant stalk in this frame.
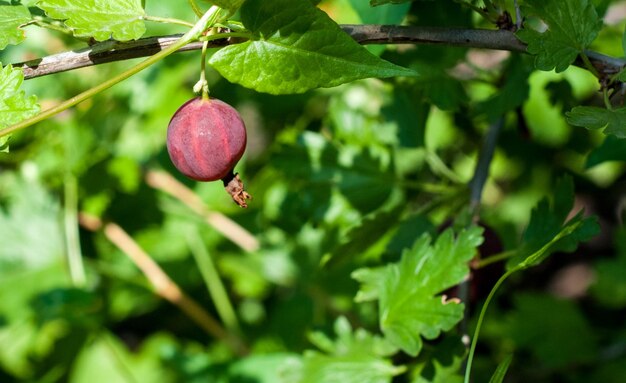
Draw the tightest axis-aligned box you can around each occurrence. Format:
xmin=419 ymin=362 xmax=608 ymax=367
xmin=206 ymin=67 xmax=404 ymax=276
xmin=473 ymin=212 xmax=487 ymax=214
xmin=188 ymin=229 xmax=241 ymax=334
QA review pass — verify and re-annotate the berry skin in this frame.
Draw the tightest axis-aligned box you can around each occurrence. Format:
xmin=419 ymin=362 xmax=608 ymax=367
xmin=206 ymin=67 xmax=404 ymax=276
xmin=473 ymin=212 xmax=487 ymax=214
xmin=167 ymin=97 xmax=247 ymax=182
xmin=167 ymin=97 xmax=251 ymax=207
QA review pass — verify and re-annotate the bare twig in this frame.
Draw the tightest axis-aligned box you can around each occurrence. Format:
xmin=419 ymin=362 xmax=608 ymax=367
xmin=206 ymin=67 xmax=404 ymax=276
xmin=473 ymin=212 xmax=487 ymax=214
xmin=13 ymin=25 xmax=626 ymax=80
xmin=145 ymin=170 xmax=260 ymax=252
xmin=78 ymin=213 xmax=248 ymax=355
xmin=469 ymin=117 xmax=504 ymax=217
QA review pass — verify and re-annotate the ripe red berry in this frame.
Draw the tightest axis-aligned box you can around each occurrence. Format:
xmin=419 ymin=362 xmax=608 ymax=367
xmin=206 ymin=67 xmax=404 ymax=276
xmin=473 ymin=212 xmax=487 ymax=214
xmin=167 ymin=97 xmax=246 ymax=181
xmin=167 ymin=97 xmax=251 ymax=207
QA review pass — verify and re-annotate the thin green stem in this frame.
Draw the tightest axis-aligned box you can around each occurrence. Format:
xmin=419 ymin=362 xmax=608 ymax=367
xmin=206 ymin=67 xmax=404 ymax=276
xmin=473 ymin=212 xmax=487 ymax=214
xmin=63 ymin=173 xmax=86 ymax=287
xmin=580 ymin=52 xmax=600 ymax=78
xmin=475 ymin=249 xmax=517 ymax=268
xmin=143 ymin=15 xmax=195 ymax=28
xmin=198 ymin=31 xmax=252 ymax=41
xmin=188 ymin=0 xmax=204 ymax=17
xmin=24 ymin=18 xmax=74 ymax=35
xmin=464 ymin=268 xmax=516 ymax=383
xmin=187 ymin=228 xmax=241 ymax=334
xmin=425 ymin=150 xmax=464 ymax=184
xmin=0 ymin=6 xmax=223 ymax=139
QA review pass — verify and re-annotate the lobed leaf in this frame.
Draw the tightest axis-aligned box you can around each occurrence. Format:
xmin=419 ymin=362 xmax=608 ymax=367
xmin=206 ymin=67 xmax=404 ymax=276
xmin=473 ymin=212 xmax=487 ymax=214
xmin=287 ymin=317 xmax=403 ymax=383
xmin=508 ymin=176 xmax=599 ymax=269
xmin=0 ymin=5 xmax=31 ymax=50
xmin=353 ymin=227 xmax=484 ymax=356
xmin=566 ymin=106 xmax=626 ymax=138
xmin=0 ymin=63 xmax=40 ymax=131
xmin=37 ymin=0 xmax=146 ymax=41
xmin=516 ymin=0 xmax=602 ymax=72
xmin=209 ymin=0 xmax=417 ymax=94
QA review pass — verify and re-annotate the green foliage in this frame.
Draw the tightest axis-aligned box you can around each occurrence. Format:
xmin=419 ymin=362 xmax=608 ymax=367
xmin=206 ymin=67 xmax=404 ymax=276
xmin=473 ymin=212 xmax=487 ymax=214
xmin=288 ymin=317 xmax=404 ymax=383
xmin=585 ymin=135 xmax=626 ymax=168
xmin=590 ymin=228 xmax=626 ymax=308
xmin=1 ymin=0 xmax=624 ymax=382
xmin=209 ymin=0 xmax=417 ymax=94
xmin=0 ymin=135 xmax=8 ymax=153
xmin=566 ymin=106 xmax=626 ymax=138
xmin=517 ymin=0 xmax=602 ymax=72
xmin=37 ymin=0 xmax=146 ymax=41
xmin=353 ymin=227 xmax=484 ymax=356
xmin=0 ymin=63 xmax=40 ymax=129
xmin=0 ymin=5 xmax=31 ymax=50
xmin=370 ymin=0 xmax=413 ymax=6
xmin=508 ymin=176 xmax=599 ymax=269
xmin=206 ymin=0 xmax=245 ymax=11
xmin=488 ymin=355 xmax=512 ymax=383
xmin=506 ymin=294 xmax=598 ymax=368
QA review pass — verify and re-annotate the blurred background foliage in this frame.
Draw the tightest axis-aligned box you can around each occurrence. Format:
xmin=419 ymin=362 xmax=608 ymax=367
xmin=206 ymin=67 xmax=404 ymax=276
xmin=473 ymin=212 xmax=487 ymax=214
xmin=1 ymin=0 xmax=626 ymax=382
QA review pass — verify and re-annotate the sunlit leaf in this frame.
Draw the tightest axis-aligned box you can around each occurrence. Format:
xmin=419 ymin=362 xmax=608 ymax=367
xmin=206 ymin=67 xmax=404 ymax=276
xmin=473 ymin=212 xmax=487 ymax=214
xmin=0 ymin=63 xmax=40 ymax=129
xmin=209 ymin=0 xmax=417 ymax=94
xmin=38 ymin=0 xmax=146 ymax=41
xmin=517 ymin=0 xmax=602 ymax=72
xmin=0 ymin=5 xmax=31 ymax=50
xmin=353 ymin=227 xmax=484 ymax=355
xmin=287 ymin=317 xmax=404 ymax=383
xmin=206 ymin=0 xmax=245 ymax=11
xmin=566 ymin=106 xmax=626 ymax=138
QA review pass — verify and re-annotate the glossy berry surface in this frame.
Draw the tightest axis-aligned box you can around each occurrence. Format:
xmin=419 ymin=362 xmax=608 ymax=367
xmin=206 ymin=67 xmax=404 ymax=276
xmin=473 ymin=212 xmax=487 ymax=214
xmin=167 ymin=97 xmax=247 ymax=181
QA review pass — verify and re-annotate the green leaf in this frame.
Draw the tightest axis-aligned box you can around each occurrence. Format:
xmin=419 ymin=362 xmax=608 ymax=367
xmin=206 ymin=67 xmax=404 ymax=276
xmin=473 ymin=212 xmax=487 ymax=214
xmin=508 ymin=176 xmax=599 ymax=269
xmin=289 ymin=316 xmax=404 ymax=383
xmin=516 ymin=0 xmax=602 ymax=72
xmin=506 ymin=293 xmax=597 ymax=368
xmin=0 ymin=5 xmax=31 ymax=50
xmin=37 ymin=0 xmax=146 ymax=41
xmin=353 ymin=227 xmax=484 ymax=356
xmin=0 ymin=135 xmax=9 ymax=153
xmin=206 ymin=0 xmax=245 ymax=11
xmin=31 ymin=288 xmax=103 ymax=329
xmin=272 ymin=132 xmax=395 ymax=213
xmin=370 ymin=0 xmax=413 ymax=6
xmin=209 ymin=0 xmax=417 ymax=94
xmin=566 ymin=106 xmax=626 ymax=138
xmin=590 ymin=228 xmax=626 ymax=308
xmin=411 ymin=335 xmax=465 ymax=383
xmin=488 ymin=355 xmax=513 ymax=383
xmin=0 ymin=63 xmax=40 ymax=129
xmin=322 ymin=207 xmax=402 ymax=268
xmin=474 ymin=55 xmax=531 ymax=121
xmin=585 ymin=135 xmax=626 ymax=168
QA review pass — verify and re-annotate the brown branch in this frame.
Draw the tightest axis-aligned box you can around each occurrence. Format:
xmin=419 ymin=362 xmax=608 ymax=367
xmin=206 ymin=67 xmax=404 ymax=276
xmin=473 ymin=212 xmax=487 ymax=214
xmin=145 ymin=170 xmax=260 ymax=253
xmin=79 ymin=213 xmax=248 ymax=355
xmin=14 ymin=25 xmax=625 ymax=80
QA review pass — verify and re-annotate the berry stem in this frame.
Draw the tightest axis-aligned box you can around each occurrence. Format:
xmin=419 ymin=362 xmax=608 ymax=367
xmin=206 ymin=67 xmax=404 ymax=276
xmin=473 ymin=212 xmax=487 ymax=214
xmin=200 ymin=40 xmax=210 ymax=100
